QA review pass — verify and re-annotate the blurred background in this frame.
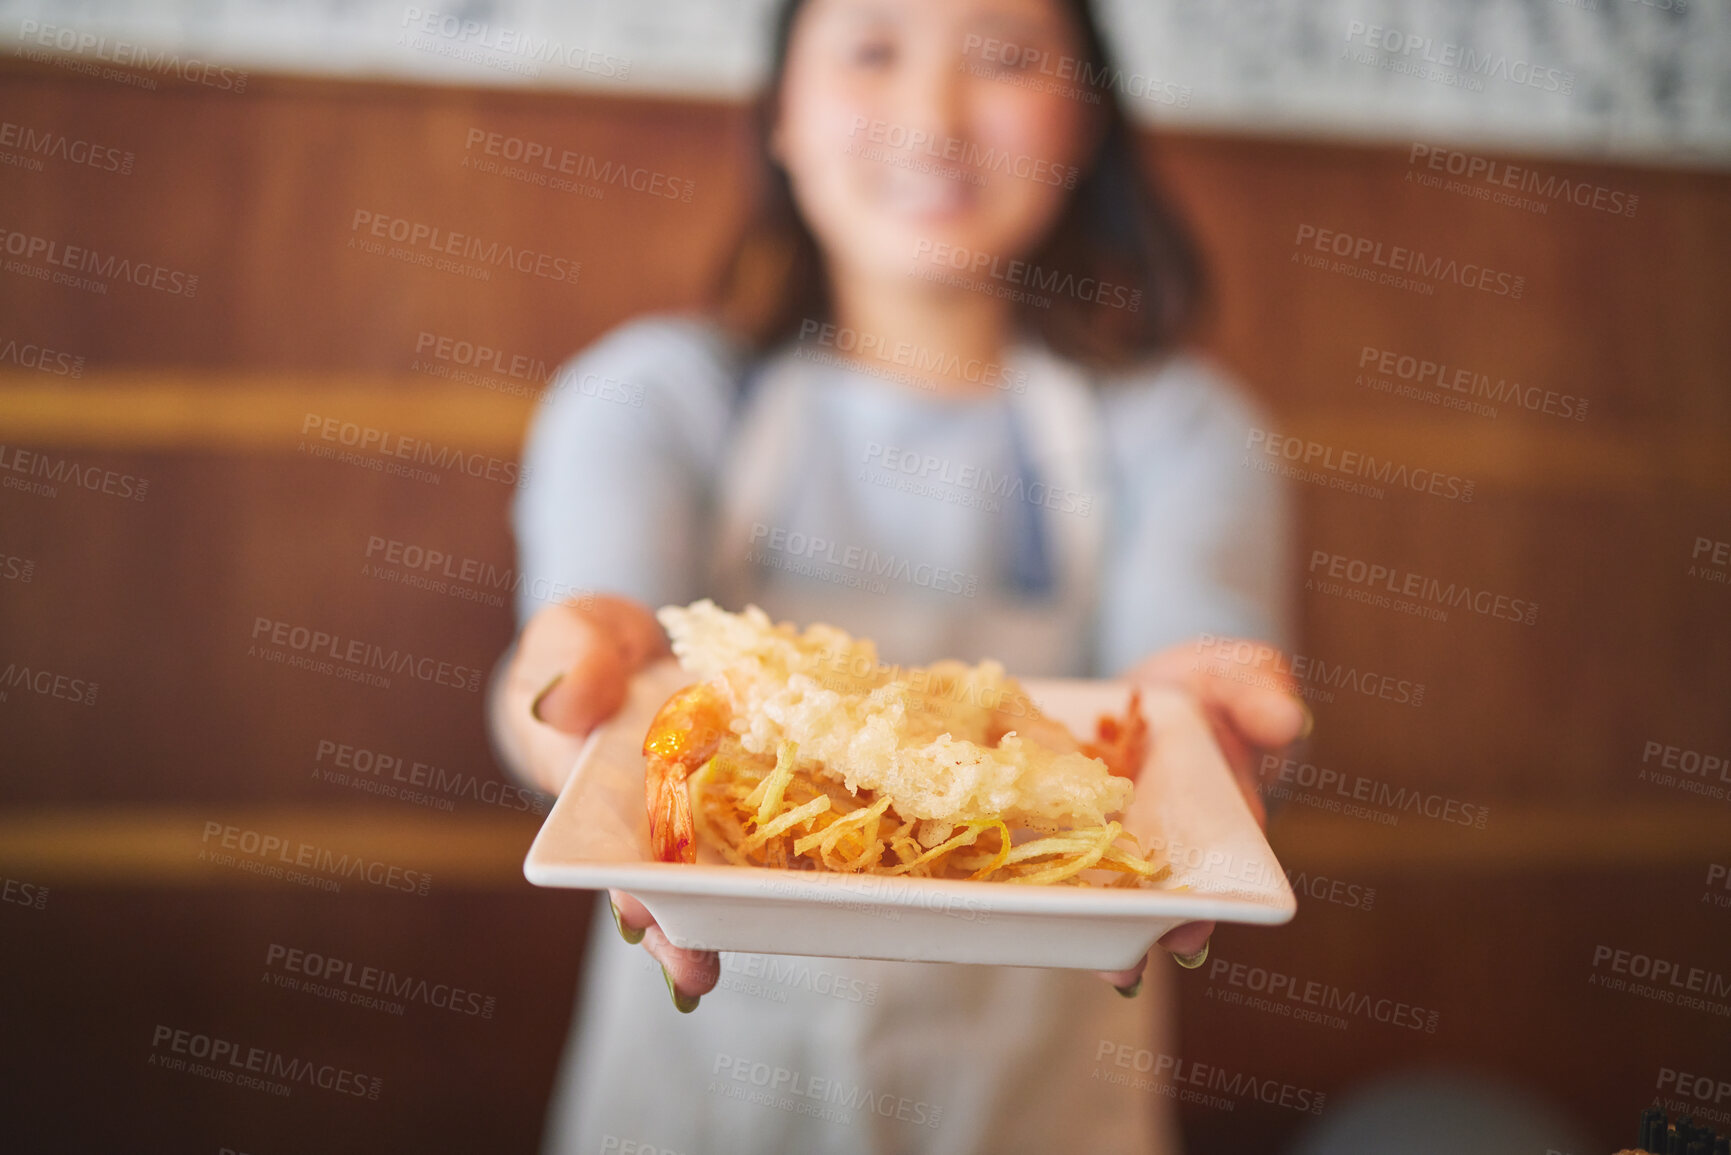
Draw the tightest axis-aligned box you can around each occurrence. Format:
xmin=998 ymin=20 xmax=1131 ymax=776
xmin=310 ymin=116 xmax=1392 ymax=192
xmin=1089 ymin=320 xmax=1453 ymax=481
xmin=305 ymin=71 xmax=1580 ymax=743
xmin=1 ymin=0 xmax=1728 ymax=1151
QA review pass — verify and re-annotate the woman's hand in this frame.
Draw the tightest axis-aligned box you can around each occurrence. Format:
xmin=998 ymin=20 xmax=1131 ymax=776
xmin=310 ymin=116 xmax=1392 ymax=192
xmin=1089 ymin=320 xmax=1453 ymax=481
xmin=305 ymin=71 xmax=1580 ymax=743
xmin=493 ymin=595 xmax=669 ymax=794
xmin=1127 ymin=638 xmax=1311 ymax=830
xmin=489 ymin=595 xmax=720 ymax=1011
xmin=1094 ymin=636 xmax=1311 ymax=996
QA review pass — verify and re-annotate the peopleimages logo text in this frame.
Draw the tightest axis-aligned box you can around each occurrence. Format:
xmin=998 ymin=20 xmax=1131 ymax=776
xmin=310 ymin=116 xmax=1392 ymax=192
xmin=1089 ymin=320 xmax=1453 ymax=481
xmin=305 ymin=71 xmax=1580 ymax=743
xmin=797 ymin=319 xmax=1027 ymax=394
xmin=349 ymin=210 xmax=580 ymax=284
xmin=0 ymin=660 xmax=98 ymax=706
xmin=1408 ymin=144 xmax=1636 ymax=218
xmin=959 ymin=35 xmax=1191 ymax=108
xmin=250 ymin=616 xmax=484 ymax=693
xmin=1344 ymin=21 xmax=1574 ymax=94
xmin=1656 ymin=1066 xmax=1731 ymax=1110
xmin=363 ymin=535 xmax=588 ymax=609
xmin=1358 ymin=345 xmax=1587 ymax=421
xmin=16 ymin=20 xmax=249 ymax=91
xmin=0 ymin=444 xmax=149 ymax=501
xmin=0 ymin=225 xmax=199 ymax=296
xmin=1245 ymin=428 xmax=1474 ymax=502
xmin=911 ymin=239 xmax=1141 ymax=312
xmin=0 ymin=119 xmax=133 ymax=174
xmin=299 ymin=413 xmax=529 ymax=488
xmin=1308 ymin=550 xmax=1540 ymax=626
xmin=862 ymin=442 xmax=1091 ymax=516
xmin=711 ymin=1054 xmax=943 ymax=1129
xmin=1260 ymin=754 xmax=1490 ymax=830
xmin=314 ymin=737 xmax=546 ymax=814
xmin=148 ymin=1024 xmax=379 ymax=1098
xmin=201 ymin=821 xmax=433 ymax=895
xmin=463 ymin=130 xmax=693 ymax=201
xmin=1191 ymin=634 xmax=1427 ymax=709
xmin=748 ymin=523 xmax=979 ymax=598
xmin=0 ymin=333 xmax=84 ymax=377
xmin=1591 ymin=945 xmax=1731 ymax=999
xmin=1294 ymin=224 xmax=1524 ymax=299
xmin=848 ymin=117 xmax=1078 ymax=188
xmin=400 ymin=7 xmax=630 ymax=78
xmin=1092 ymin=1042 xmax=1326 ymax=1114
xmin=265 ymin=943 xmax=496 ymax=1017
xmin=1207 ymin=954 xmax=1441 ymax=1032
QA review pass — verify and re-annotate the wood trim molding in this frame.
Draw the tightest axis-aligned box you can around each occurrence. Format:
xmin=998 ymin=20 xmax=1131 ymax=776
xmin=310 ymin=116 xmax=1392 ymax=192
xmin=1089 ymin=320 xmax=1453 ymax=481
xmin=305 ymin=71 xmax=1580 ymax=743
xmin=2 ymin=372 xmax=1725 ymax=492
xmin=0 ymin=802 xmax=1717 ymax=888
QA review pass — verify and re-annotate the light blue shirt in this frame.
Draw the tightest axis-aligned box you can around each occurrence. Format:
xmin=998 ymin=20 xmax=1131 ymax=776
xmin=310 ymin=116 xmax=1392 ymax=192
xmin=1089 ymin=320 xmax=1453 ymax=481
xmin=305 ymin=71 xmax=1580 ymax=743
xmin=515 ymin=315 xmax=1290 ymax=671
xmin=513 ymin=315 xmax=1292 ymax=1155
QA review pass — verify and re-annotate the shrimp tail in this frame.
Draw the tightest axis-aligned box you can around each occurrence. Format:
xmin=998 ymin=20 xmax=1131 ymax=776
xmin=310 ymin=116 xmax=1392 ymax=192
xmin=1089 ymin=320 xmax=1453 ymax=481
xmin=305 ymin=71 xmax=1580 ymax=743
xmin=643 ymin=682 xmax=731 ymax=864
xmin=1084 ymin=688 xmax=1149 ymax=779
xmin=647 ymin=758 xmax=699 ymax=864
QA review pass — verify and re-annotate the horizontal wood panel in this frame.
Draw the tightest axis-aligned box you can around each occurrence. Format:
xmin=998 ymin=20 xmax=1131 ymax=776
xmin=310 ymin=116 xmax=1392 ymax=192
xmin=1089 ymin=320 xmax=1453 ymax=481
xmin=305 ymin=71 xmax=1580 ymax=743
xmin=0 ymin=808 xmax=542 ymax=884
xmin=0 ymin=374 xmax=537 ymax=451
xmin=0 ymin=802 xmax=1724 ymax=883
xmin=4 ymin=374 xmax=1730 ymax=493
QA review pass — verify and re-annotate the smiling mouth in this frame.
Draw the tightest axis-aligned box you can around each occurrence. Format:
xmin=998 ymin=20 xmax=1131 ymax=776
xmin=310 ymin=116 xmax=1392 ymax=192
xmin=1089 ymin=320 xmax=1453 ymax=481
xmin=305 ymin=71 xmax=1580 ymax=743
xmin=878 ymin=166 xmax=982 ymax=218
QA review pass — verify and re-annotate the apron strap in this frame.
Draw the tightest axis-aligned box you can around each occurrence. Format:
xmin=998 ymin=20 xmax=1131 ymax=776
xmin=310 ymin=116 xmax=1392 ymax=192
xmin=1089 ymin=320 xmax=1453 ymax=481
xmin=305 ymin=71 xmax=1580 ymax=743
xmin=1005 ymin=342 xmax=1110 ymax=644
xmin=709 ymin=353 xmax=815 ymax=605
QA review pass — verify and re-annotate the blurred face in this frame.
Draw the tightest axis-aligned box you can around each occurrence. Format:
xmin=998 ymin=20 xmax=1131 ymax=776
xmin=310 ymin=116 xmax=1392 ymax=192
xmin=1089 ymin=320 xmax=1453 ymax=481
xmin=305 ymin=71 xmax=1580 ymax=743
xmin=773 ymin=0 xmax=1103 ymax=287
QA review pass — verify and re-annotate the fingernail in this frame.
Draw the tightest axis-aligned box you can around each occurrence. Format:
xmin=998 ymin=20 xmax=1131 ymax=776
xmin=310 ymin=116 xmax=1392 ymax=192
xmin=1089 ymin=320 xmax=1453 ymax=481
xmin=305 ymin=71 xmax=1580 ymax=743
xmin=1171 ymin=939 xmax=1211 ymax=970
xmin=1114 ymin=977 xmax=1143 ymax=999
xmin=662 ymin=964 xmax=700 ymax=1014
xmin=530 ymin=672 xmax=565 ymax=723
xmin=610 ymin=901 xmax=645 ymax=945
xmin=1297 ymin=702 xmax=1315 ymax=742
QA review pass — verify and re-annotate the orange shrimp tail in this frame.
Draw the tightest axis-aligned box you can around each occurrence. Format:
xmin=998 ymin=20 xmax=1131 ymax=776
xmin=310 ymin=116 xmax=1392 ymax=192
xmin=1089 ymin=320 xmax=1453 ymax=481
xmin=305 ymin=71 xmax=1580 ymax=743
xmin=647 ymin=760 xmax=697 ymax=864
xmin=643 ymin=682 xmax=730 ymax=864
xmin=1084 ymin=687 xmax=1149 ymax=779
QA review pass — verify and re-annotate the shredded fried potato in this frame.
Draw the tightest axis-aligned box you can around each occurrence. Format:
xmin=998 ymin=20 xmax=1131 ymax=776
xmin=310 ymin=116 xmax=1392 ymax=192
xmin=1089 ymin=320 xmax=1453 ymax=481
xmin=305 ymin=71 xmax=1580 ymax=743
xmin=690 ymin=735 xmax=1170 ymax=887
xmin=657 ymin=600 xmax=1170 ymax=887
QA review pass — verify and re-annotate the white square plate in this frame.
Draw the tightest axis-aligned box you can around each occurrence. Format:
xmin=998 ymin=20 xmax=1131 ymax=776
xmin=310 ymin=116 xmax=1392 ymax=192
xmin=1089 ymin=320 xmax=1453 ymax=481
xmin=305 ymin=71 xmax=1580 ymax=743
xmin=524 ymin=659 xmax=1296 ymax=971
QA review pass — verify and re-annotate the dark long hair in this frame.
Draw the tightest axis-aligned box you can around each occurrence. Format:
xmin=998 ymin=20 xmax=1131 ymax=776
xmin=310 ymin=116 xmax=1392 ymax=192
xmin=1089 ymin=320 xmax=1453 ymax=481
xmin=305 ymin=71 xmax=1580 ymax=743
xmin=712 ymin=0 xmax=1207 ymax=371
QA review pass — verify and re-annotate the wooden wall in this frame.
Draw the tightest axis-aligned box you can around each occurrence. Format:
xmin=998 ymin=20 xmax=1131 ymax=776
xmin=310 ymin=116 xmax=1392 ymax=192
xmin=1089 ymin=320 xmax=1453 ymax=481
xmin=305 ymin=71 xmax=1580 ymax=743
xmin=1 ymin=57 xmax=1727 ymax=1153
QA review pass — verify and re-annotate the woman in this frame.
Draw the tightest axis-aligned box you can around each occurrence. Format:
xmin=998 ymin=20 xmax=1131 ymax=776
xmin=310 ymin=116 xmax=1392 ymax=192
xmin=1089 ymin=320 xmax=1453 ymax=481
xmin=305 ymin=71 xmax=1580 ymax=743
xmin=490 ymin=0 xmax=1307 ymax=1150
